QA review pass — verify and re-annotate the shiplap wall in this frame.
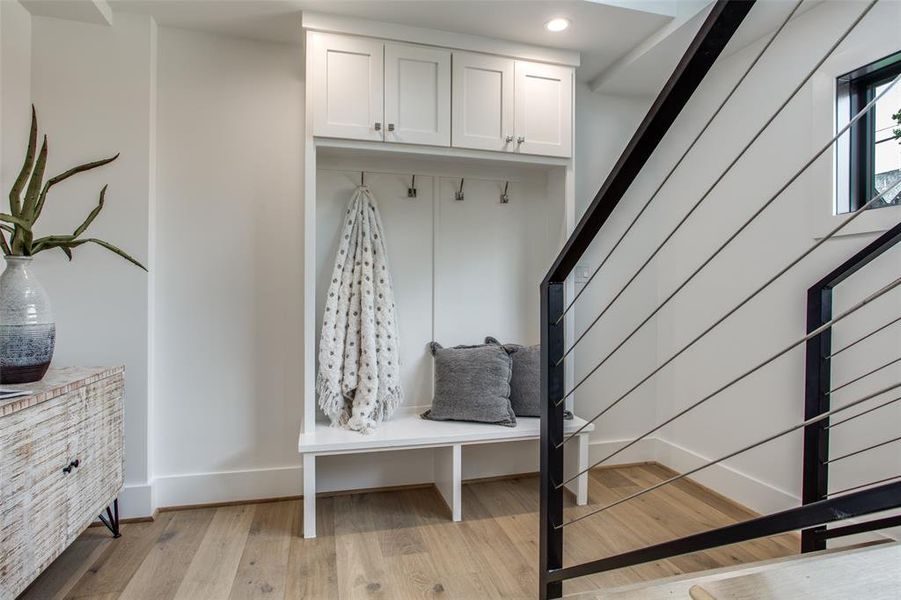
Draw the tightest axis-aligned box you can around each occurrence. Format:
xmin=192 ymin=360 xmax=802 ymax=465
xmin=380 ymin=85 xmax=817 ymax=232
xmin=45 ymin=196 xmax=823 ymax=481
xmin=315 ymin=160 xmax=563 ymax=416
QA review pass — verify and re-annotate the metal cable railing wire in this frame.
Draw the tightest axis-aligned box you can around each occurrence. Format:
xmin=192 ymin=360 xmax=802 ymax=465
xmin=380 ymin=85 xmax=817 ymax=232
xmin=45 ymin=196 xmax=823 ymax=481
xmin=829 ymin=474 xmax=901 ymax=497
xmin=557 ymin=380 xmax=901 ymax=529
xmin=825 ymin=434 xmax=901 ymax=464
xmin=829 ymin=314 xmax=901 ymax=358
xmin=556 ymin=274 xmax=901 ymax=487
xmin=554 ymin=0 xmax=805 ymax=327
xmin=827 ymin=355 xmax=901 ymax=396
xmin=557 ymin=178 xmax=901 ymax=455
xmin=556 ymin=77 xmax=900 ymax=406
xmin=555 ymin=0 xmax=877 ymax=358
xmin=827 ymin=394 xmax=901 ymax=429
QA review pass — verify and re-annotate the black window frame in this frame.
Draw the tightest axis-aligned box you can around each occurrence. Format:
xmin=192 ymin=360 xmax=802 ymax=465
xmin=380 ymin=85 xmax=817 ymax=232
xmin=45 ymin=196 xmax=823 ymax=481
xmin=836 ymin=51 xmax=901 ymax=213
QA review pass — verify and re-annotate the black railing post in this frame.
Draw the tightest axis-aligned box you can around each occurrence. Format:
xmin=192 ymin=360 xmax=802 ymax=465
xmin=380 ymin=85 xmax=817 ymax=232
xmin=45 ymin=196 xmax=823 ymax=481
xmin=540 ymin=281 xmax=566 ymax=600
xmin=801 ymin=284 xmax=832 ymax=552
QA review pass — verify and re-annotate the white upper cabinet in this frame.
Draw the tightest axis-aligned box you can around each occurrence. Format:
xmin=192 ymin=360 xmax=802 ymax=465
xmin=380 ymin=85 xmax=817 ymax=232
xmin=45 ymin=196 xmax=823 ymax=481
xmin=451 ymin=52 xmax=514 ymax=152
xmin=311 ymin=33 xmax=384 ymax=141
xmin=307 ymin=30 xmax=573 ymax=158
xmin=513 ymin=61 xmax=572 ymax=158
xmin=385 ymin=44 xmax=451 ymax=147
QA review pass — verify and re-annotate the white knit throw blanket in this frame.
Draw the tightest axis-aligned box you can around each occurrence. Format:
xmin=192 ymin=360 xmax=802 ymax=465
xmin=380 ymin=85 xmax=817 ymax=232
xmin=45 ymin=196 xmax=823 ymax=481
xmin=317 ymin=186 xmax=403 ymax=433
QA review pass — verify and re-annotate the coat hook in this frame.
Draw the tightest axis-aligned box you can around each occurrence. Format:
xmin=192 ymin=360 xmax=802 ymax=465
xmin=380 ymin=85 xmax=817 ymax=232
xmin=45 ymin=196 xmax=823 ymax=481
xmin=455 ymin=178 xmax=465 ymax=201
xmin=500 ymin=181 xmax=510 ymax=204
xmin=408 ymin=174 xmax=417 ymax=198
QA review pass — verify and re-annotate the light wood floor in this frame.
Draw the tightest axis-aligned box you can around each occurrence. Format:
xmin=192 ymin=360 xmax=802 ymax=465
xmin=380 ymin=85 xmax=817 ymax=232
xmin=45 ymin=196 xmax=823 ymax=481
xmin=20 ymin=463 xmax=798 ymax=599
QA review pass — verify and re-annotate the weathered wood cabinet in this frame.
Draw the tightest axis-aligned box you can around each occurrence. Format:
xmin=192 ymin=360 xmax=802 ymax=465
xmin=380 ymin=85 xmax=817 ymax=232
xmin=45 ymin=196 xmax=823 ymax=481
xmin=0 ymin=367 xmax=124 ymax=599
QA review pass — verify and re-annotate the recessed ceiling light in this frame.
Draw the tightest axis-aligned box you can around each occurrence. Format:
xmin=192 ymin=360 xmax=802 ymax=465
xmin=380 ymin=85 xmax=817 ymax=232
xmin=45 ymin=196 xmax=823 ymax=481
xmin=545 ymin=18 xmax=570 ymax=32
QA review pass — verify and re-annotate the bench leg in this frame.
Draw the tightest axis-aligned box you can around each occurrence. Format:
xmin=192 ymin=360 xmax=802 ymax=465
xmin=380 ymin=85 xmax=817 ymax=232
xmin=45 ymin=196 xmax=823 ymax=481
xmin=434 ymin=444 xmax=461 ymax=521
xmin=575 ymin=433 xmax=589 ymax=505
xmin=303 ymin=453 xmax=316 ymax=538
xmin=563 ymin=433 xmax=590 ymax=506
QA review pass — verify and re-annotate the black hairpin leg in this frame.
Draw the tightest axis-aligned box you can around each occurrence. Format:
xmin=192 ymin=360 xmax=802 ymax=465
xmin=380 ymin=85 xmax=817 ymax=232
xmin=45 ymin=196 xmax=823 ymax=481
xmin=98 ymin=499 xmax=121 ymax=538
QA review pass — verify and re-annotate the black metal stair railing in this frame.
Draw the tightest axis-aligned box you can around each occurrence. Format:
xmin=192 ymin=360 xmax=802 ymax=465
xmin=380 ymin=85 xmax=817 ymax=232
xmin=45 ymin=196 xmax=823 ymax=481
xmin=538 ymin=0 xmax=901 ymax=598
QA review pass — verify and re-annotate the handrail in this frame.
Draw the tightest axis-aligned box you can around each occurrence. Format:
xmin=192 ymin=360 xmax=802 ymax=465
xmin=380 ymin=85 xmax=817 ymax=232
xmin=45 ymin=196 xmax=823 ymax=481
xmin=811 ymin=221 xmax=901 ymax=290
xmin=539 ymin=0 xmax=901 ymax=595
xmin=542 ymin=0 xmax=756 ymax=286
xmin=802 ymin=219 xmax=901 ymax=551
xmin=539 ymin=3 xmax=755 ymax=599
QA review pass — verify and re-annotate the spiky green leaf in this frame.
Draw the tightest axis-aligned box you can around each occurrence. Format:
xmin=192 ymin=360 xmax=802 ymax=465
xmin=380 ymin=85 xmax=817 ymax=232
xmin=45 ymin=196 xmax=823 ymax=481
xmin=72 ymin=185 xmax=107 ymax=239
xmin=0 ymin=213 xmax=33 ymax=231
xmin=20 ymin=136 xmax=48 ymax=222
xmin=34 ymin=237 xmax=146 ymax=271
xmin=33 ymin=153 xmax=119 ymax=221
xmin=31 ymin=234 xmax=75 ymax=252
xmin=8 ymin=106 xmax=37 ymax=217
xmin=0 ymin=228 xmax=10 ymax=256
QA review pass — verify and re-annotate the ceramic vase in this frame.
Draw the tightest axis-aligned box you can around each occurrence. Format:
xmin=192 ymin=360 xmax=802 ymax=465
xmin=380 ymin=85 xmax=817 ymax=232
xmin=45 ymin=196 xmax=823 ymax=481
xmin=0 ymin=256 xmax=55 ymax=384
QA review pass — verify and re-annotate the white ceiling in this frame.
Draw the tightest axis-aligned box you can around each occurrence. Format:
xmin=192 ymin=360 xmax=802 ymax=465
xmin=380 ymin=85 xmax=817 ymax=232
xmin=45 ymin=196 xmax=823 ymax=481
xmin=109 ymin=0 xmax=675 ymax=82
xmin=592 ymin=0 xmax=822 ymax=96
xmin=56 ymin=0 xmax=807 ymax=96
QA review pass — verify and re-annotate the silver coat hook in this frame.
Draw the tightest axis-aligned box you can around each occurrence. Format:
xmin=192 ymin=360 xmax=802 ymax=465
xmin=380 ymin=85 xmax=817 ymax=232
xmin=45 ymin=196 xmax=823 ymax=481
xmin=455 ymin=178 xmax=465 ymax=201
xmin=501 ymin=181 xmax=510 ymax=204
xmin=408 ymin=174 xmax=417 ymax=198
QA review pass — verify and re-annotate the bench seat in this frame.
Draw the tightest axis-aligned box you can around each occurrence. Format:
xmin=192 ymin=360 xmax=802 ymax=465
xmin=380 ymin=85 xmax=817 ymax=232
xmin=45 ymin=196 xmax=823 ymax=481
xmin=298 ymin=413 xmax=594 ymax=538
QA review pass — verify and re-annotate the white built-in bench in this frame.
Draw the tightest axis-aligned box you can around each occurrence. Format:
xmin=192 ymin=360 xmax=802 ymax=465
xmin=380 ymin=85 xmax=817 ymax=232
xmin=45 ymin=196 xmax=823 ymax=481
xmin=297 ymin=413 xmax=594 ymax=538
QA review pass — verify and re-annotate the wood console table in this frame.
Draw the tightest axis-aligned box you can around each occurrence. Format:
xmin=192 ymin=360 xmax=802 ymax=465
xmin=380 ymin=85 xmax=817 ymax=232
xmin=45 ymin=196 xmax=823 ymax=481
xmin=0 ymin=367 xmax=124 ymax=599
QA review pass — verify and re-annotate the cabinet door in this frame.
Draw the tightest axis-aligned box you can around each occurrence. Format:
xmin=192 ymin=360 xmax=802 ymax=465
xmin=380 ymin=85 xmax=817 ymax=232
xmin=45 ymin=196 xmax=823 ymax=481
xmin=513 ymin=61 xmax=572 ymax=157
xmin=451 ymin=52 xmax=514 ymax=152
xmin=385 ymin=43 xmax=450 ymax=147
xmin=66 ymin=377 xmax=124 ymax=540
xmin=311 ymin=32 xmax=384 ymax=141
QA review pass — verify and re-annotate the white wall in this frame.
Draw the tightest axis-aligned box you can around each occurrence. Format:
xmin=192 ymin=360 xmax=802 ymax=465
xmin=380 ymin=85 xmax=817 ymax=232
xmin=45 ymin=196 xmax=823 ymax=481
xmin=571 ymin=84 xmax=661 ymax=448
xmin=5 ymin=0 xmax=895 ymax=523
xmin=2 ymin=9 xmax=578 ymax=514
xmin=574 ymin=0 xmax=901 ymax=518
xmin=1 ymin=8 xmax=157 ymax=516
xmin=152 ymin=27 xmax=305 ymax=507
xmin=1 ymin=0 xmax=32 ymax=218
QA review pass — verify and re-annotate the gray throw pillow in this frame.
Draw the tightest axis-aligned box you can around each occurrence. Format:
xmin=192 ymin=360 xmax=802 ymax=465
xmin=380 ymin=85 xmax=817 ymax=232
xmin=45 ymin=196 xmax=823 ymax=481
xmin=422 ymin=341 xmax=516 ymax=427
xmin=486 ymin=337 xmax=540 ymax=417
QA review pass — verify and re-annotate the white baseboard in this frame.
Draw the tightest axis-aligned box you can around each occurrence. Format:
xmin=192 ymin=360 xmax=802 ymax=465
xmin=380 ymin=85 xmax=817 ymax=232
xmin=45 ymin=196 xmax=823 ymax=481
xmin=588 ymin=436 xmax=798 ymax=515
xmin=653 ymin=437 xmax=799 ymax=514
xmin=132 ymin=436 xmax=892 ymax=546
xmin=587 ymin=437 xmax=662 ymax=467
xmin=119 ymin=481 xmax=154 ymax=519
xmin=137 ymin=438 xmax=791 ymax=517
xmin=153 ymin=465 xmax=303 ymax=509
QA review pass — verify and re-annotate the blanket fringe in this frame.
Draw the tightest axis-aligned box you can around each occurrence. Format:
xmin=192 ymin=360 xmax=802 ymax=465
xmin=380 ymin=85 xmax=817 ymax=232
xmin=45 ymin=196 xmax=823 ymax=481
xmin=316 ymin=373 xmax=347 ymax=427
xmin=317 ymin=374 xmax=404 ymax=434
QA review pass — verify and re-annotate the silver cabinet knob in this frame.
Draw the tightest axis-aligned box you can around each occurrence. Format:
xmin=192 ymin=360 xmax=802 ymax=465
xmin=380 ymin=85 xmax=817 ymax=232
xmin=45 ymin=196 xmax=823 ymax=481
xmin=374 ymin=122 xmax=382 ymax=131
xmin=387 ymin=123 xmax=395 ymax=132
xmin=505 ymin=135 xmax=514 ymax=143
xmin=516 ymin=136 xmax=525 ymax=144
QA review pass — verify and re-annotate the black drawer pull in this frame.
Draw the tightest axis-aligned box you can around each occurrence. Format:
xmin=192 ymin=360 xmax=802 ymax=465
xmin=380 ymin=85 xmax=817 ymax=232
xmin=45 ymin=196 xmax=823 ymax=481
xmin=62 ymin=459 xmax=80 ymax=474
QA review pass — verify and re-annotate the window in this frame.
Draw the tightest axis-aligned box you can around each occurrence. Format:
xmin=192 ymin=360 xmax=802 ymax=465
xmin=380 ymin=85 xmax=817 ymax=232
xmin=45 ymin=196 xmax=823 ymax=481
xmin=836 ymin=51 xmax=901 ymax=213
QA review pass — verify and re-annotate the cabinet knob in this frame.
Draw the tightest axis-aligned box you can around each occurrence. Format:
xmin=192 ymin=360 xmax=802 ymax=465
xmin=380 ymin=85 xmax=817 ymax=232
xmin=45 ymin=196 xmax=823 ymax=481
xmin=387 ymin=123 xmax=395 ymax=132
xmin=517 ymin=136 xmax=525 ymax=144
xmin=505 ymin=135 xmax=514 ymax=143
xmin=62 ymin=459 xmax=79 ymax=474
xmin=374 ymin=122 xmax=382 ymax=131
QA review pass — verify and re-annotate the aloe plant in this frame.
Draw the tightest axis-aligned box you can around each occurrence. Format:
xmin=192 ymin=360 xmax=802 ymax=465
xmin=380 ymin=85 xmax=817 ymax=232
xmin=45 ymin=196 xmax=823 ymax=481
xmin=1 ymin=107 xmax=146 ymax=271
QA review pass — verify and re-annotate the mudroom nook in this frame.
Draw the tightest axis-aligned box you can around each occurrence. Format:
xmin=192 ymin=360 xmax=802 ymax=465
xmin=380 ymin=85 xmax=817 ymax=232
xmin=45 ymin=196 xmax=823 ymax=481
xmin=297 ymin=14 xmax=593 ymax=538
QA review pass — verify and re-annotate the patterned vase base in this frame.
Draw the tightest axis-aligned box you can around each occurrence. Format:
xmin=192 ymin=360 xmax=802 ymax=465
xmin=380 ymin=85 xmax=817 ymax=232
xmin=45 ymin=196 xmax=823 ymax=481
xmin=0 ymin=323 xmax=56 ymax=384
xmin=0 ymin=361 xmax=51 ymax=384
